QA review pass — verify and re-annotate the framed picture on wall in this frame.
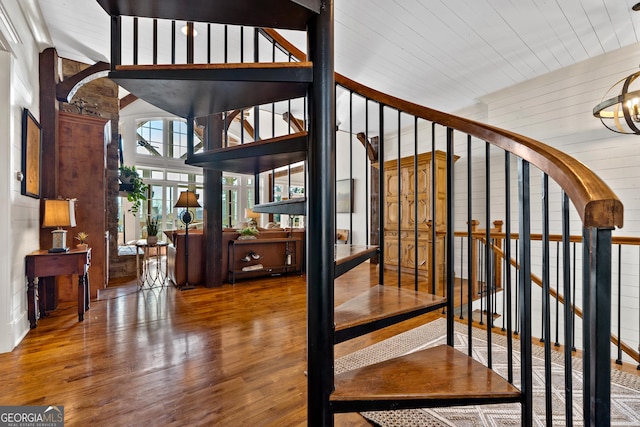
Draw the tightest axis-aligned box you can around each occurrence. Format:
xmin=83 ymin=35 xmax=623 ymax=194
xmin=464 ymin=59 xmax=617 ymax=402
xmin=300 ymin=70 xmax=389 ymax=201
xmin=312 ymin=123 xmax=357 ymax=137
xmin=21 ymin=108 xmax=42 ymax=199
xmin=336 ymin=178 xmax=353 ymax=213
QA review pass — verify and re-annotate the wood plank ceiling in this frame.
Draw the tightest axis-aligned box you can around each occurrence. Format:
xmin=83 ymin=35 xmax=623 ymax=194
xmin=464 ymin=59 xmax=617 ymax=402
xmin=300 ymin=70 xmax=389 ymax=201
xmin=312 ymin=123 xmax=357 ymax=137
xmin=34 ymin=0 xmax=640 ymax=114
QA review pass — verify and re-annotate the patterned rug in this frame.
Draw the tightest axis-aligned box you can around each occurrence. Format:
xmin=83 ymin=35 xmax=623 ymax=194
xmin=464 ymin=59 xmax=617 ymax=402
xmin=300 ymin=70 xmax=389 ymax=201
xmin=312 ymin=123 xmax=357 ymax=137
xmin=335 ymin=318 xmax=640 ymax=426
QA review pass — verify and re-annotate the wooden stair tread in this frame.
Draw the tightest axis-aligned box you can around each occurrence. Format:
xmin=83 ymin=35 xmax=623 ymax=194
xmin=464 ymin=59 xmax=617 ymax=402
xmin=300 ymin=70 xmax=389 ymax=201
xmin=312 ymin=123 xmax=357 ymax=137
xmin=109 ymin=63 xmax=312 ymax=118
xmin=254 ymin=198 xmax=306 ymax=216
xmin=334 ymin=285 xmax=445 ymax=343
xmin=97 ymin=0 xmax=320 ymax=30
xmin=334 ymin=245 xmax=378 ymax=278
xmin=331 ymin=345 xmax=522 ymax=412
xmin=186 ymin=132 xmax=307 ymax=174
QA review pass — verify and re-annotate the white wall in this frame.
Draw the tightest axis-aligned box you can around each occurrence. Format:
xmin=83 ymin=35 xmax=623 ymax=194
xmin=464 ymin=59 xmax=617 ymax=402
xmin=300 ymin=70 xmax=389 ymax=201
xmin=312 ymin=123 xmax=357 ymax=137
xmin=336 ymin=130 xmax=368 ymax=244
xmin=0 ymin=0 xmax=51 ymax=353
xmin=472 ymin=42 xmax=640 ymax=362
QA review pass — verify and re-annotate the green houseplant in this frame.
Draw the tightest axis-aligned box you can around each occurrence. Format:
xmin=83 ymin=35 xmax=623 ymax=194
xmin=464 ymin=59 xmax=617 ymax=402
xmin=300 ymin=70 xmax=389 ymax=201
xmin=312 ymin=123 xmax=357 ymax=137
xmin=145 ymin=216 xmax=159 ymax=244
xmin=238 ymin=226 xmax=259 ymax=240
xmin=119 ymin=165 xmax=147 ymax=216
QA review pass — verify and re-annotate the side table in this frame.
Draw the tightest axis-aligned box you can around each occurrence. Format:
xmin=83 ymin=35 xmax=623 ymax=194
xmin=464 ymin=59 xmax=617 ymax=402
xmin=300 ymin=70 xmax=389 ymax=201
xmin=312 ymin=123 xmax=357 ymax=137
xmin=136 ymin=240 xmax=168 ymax=289
xmin=25 ymin=248 xmax=91 ymax=329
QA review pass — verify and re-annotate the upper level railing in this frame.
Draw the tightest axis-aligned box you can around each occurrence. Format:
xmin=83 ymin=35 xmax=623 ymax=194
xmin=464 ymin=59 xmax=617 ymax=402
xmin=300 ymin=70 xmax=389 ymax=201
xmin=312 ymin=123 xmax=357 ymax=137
xmin=459 ymin=226 xmax=640 ymax=367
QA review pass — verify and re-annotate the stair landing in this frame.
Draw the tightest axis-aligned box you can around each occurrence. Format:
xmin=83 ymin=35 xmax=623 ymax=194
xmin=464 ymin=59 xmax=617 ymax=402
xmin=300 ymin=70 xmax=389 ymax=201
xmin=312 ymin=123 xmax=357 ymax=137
xmin=331 ymin=344 xmax=522 ymax=413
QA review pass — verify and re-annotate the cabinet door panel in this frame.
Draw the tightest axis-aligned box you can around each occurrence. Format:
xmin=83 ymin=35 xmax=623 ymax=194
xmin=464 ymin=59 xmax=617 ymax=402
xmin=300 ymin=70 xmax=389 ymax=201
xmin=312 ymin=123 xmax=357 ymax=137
xmin=383 ymin=237 xmax=399 ymax=265
xmin=385 ymin=199 xmax=400 ymax=228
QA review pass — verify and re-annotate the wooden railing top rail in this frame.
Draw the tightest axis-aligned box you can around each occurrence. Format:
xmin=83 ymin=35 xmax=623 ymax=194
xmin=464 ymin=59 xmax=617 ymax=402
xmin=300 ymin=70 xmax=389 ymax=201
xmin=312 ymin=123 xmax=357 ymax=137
xmin=262 ymin=29 xmax=623 ymax=230
xmin=453 ymin=230 xmax=640 ymax=246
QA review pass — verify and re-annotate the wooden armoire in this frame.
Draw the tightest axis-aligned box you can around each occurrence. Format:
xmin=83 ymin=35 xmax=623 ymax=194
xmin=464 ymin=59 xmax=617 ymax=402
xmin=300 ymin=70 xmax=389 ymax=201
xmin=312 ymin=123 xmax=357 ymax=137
xmin=382 ymin=150 xmax=457 ymax=293
xmin=56 ymin=111 xmax=109 ymax=302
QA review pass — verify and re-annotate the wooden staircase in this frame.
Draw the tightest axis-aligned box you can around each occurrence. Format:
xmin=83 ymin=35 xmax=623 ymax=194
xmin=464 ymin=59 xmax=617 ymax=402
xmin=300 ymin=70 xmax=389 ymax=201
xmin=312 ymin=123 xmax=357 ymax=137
xmin=97 ymin=0 xmax=523 ymax=424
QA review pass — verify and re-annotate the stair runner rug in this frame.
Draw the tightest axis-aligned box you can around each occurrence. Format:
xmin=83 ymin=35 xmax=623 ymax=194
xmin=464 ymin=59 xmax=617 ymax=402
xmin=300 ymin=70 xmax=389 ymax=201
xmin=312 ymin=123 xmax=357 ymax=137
xmin=335 ymin=318 xmax=640 ymax=426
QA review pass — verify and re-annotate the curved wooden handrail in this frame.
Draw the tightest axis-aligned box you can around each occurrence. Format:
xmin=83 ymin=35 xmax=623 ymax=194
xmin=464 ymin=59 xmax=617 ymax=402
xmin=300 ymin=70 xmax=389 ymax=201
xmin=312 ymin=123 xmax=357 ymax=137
xmin=262 ymin=29 xmax=623 ymax=230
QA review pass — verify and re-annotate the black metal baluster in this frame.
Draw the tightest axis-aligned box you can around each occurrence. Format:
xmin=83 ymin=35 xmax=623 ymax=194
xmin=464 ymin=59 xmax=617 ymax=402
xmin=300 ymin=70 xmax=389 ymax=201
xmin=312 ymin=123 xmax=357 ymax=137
xmin=396 ymin=109 xmax=401 ymax=288
xmin=171 ymin=21 xmax=175 ymax=64
xmin=133 ymin=17 xmax=138 ymax=65
xmin=562 ymin=191 xmax=573 ymax=426
xmin=541 ymin=172 xmax=552 ymax=426
xmin=446 ymin=127 xmax=455 ymax=343
xmin=572 ymin=241 xmax=576 ymax=352
xmin=485 ymin=144 xmax=492 ymax=371
xmin=515 ymin=240 xmax=519 ymax=336
xmin=467 ymin=134 xmax=473 ymax=354
xmin=378 ymin=103 xmax=385 ymax=287
xmin=224 ymin=25 xmax=228 ymax=63
xmin=240 ymin=26 xmax=244 ymax=63
xmin=431 ymin=123 xmax=436 ymax=295
xmin=479 ymin=239 xmax=484 ymax=325
xmin=206 ymin=23 xmax=211 ymax=64
xmin=505 ymin=151 xmax=513 ymax=383
xmin=555 ymin=241 xmax=560 ymax=347
xmin=186 ymin=22 xmax=194 ymax=64
xmin=153 ymin=19 xmax=158 ymax=65
xmin=365 ymin=98 xmax=369 ymax=247
xmin=414 ymin=116 xmax=418 ymax=291
xmin=349 ymin=91 xmax=354 ymax=244
xmin=518 ymin=159 xmax=533 ymax=427
xmin=460 ymin=236 xmax=464 ymax=319
xmin=617 ymin=244 xmax=623 ymax=365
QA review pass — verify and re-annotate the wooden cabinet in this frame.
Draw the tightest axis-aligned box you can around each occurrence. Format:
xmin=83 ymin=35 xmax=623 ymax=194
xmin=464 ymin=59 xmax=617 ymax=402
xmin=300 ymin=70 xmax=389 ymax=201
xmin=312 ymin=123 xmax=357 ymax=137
xmin=382 ymin=151 xmax=455 ymax=293
xmin=57 ymin=112 xmax=109 ymax=301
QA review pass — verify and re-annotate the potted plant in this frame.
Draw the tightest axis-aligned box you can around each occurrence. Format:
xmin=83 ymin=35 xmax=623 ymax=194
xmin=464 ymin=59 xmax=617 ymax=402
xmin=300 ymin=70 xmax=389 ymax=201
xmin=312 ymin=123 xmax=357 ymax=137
xmin=238 ymin=226 xmax=259 ymax=240
xmin=75 ymin=231 xmax=89 ymax=249
xmin=146 ymin=216 xmax=159 ymax=245
xmin=119 ymin=165 xmax=147 ymax=216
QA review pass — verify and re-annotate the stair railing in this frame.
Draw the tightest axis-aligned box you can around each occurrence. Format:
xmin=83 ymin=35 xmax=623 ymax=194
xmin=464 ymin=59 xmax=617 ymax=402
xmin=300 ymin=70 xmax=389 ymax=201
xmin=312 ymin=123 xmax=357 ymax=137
xmin=262 ymin=28 xmax=624 ymax=426
xmin=461 ymin=227 xmax=640 ymax=368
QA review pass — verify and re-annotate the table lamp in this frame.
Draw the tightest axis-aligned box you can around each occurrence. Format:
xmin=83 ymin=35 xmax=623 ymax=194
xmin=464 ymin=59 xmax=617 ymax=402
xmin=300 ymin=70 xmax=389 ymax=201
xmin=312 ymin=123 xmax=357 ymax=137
xmin=42 ymin=199 xmax=76 ymax=253
xmin=174 ymin=190 xmax=201 ymax=290
xmin=245 ymin=208 xmax=260 ymax=228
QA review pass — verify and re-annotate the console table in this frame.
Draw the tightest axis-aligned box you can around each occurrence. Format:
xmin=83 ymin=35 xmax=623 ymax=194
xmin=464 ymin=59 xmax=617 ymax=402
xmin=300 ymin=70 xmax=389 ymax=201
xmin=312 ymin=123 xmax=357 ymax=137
xmin=25 ymin=248 xmax=91 ymax=329
xmin=228 ymin=238 xmax=300 ymax=284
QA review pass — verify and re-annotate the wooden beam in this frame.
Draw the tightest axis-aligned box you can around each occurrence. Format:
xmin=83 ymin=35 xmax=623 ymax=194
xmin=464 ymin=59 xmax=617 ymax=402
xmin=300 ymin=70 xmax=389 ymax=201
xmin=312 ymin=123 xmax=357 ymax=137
xmin=56 ymin=61 xmax=110 ymax=102
xmin=119 ymin=93 xmax=138 ymax=110
xmin=283 ymin=111 xmax=305 ymax=133
xmin=356 ymin=132 xmax=378 ymax=162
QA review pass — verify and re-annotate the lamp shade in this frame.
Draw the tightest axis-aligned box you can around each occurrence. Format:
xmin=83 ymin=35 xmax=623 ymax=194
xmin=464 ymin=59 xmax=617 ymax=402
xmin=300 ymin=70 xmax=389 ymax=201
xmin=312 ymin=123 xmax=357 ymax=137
xmin=174 ymin=190 xmax=201 ymax=208
xmin=245 ymin=208 xmax=260 ymax=219
xmin=42 ymin=199 xmax=77 ymax=228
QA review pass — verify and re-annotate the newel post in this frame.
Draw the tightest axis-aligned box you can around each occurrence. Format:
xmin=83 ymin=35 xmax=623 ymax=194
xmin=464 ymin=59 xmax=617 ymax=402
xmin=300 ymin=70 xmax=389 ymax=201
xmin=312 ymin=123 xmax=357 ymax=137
xmin=582 ymin=227 xmax=612 ymax=426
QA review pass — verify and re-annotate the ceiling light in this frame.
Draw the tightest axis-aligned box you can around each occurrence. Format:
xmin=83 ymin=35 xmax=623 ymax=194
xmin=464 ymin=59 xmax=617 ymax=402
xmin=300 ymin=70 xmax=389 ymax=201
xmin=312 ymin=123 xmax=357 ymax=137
xmin=593 ymin=68 xmax=640 ymax=135
xmin=181 ymin=25 xmax=197 ymax=37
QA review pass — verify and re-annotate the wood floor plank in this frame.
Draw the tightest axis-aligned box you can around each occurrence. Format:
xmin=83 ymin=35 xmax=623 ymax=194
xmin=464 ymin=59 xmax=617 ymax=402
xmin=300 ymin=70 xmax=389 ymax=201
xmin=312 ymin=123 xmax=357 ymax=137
xmin=2 ymin=264 xmax=413 ymax=426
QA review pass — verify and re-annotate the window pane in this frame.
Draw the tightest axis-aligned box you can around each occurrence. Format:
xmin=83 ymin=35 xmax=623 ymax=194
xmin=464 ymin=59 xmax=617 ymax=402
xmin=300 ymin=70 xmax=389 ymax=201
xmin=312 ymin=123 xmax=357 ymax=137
xmin=137 ymin=120 xmax=163 ymax=156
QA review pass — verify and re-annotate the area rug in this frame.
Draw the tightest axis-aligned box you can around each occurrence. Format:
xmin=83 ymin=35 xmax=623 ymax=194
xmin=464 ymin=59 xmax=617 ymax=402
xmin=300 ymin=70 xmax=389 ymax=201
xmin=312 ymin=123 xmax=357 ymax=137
xmin=335 ymin=318 xmax=640 ymax=426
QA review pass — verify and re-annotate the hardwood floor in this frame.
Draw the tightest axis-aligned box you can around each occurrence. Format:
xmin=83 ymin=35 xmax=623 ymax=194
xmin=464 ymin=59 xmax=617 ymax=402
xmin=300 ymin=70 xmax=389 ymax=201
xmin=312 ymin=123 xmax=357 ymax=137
xmin=0 ymin=263 xmax=441 ymax=426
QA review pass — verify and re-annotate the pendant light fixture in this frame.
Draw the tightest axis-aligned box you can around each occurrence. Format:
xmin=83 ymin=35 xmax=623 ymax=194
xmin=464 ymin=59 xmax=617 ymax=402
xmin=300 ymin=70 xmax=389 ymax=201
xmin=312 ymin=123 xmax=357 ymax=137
xmin=593 ymin=3 xmax=640 ymax=134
